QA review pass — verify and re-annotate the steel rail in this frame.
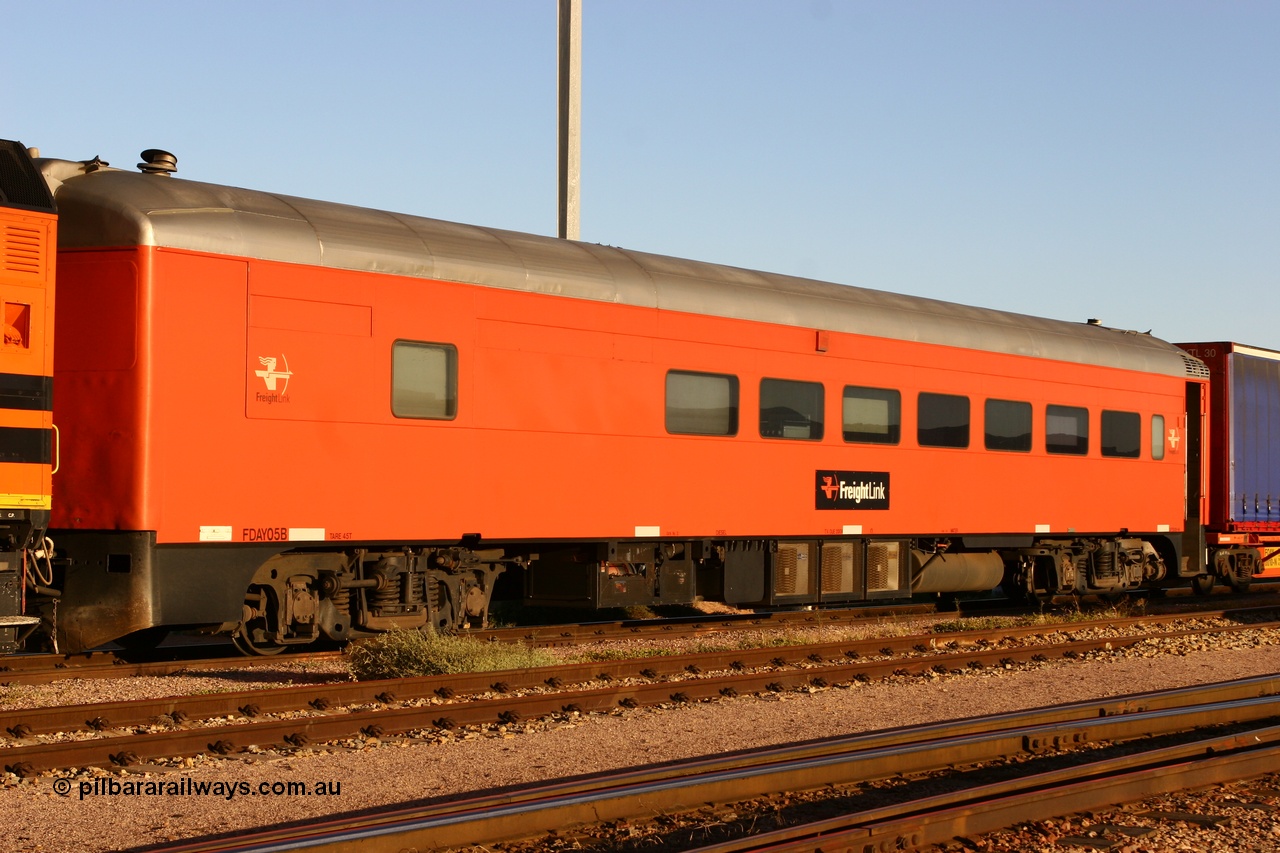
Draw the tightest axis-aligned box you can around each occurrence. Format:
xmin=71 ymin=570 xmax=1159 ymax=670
xmin=471 ymin=602 xmax=952 ymax=646
xmin=2 ymin=602 xmax=1273 ymax=685
xmin=131 ymin=681 xmax=1280 ymax=852
xmin=0 ymin=602 xmax=952 ymax=681
xmin=7 ymin=604 xmax=1269 ymax=737
xmin=4 ymin=620 xmax=1278 ymax=776
xmin=0 ymin=649 xmax=345 ymax=686
xmin=686 ymin=731 xmax=1280 ymax=851
xmin=4 ymin=611 xmax=1274 ymax=740
xmin=473 ymin=599 xmax=1274 ymax=646
xmin=2 ymin=612 xmax=1269 ymax=753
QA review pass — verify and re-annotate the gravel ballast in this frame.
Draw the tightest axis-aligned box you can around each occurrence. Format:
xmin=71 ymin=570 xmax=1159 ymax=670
xmin=4 ymin=627 xmax=1280 ymax=852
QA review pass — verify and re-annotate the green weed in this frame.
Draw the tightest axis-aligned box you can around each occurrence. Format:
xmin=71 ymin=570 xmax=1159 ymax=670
xmin=347 ymin=629 xmax=558 ymax=680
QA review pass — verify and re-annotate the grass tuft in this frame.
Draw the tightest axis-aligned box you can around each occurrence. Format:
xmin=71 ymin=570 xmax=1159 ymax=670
xmin=347 ymin=629 xmax=558 ymax=681
xmin=930 ymin=600 xmax=1146 ymax=634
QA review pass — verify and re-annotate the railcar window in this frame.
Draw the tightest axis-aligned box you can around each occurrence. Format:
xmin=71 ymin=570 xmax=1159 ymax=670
xmin=666 ymin=371 xmax=739 ymax=436
xmin=1151 ymin=414 xmax=1166 ymax=460
xmin=984 ymin=399 xmax=1032 ymax=452
xmin=917 ymin=392 xmax=969 ymax=448
xmin=842 ymin=386 xmax=900 ymax=444
xmin=1046 ymin=405 xmax=1088 ymax=455
xmin=391 ymin=341 xmax=457 ymax=419
xmin=760 ymin=378 xmax=824 ymax=440
xmin=1101 ymin=410 xmax=1141 ymax=458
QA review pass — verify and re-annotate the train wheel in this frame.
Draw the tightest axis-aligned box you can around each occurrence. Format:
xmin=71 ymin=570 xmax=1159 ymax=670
xmin=234 ymin=585 xmax=287 ymax=655
xmin=1227 ymin=574 xmax=1252 ymax=594
xmin=1190 ymin=574 xmax=1214 ymax=596
xmin=231 ymin=628 xmax=286 ymax=656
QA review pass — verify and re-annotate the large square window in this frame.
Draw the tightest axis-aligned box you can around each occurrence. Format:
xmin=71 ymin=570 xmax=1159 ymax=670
xmin=1101 ymin=410 xmax=1141 ymax=458
xmin=666 ymin=371 xmax=739 ymax=435
xmin=842 ymin=386 xmax=900 ymax=444
xmin=984 ymin=399 xmax=1032 ymax=452
xmin=1046 ymin=405 xmax=1088 ymax=455
xmin=918 ymin=392 xmax=969 ymax=448
xmin=760 ymin=378 xmax=824 ymax=440
xmin=392 ymin=341 xmax=457 ymax=419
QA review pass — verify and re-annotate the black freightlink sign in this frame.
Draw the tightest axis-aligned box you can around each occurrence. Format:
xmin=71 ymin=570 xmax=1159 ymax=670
xmin=815 ymin=471 xmax=890 ymax=510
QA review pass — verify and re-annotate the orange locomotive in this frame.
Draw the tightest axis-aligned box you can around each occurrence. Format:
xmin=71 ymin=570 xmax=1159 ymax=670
xmin=0 ymin=141 xmax=1263 ymax=654
xmin=0 ymin=141 xmax=55 ymax=652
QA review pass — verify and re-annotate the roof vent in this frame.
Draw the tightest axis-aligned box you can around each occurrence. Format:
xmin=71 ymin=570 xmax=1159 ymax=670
xmin=138 ymin=149 xmax=177 ymax=176
xmin=1180 ymin=353 xmax=1210 ymax=379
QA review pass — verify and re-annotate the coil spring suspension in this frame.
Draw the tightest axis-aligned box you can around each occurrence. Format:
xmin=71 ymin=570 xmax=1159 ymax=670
xmin=371 ymin=574 xmax=399 ymax=611
xmin=427 ymin=574 xmax=447 ymax=612
xmin=330 ymin=585 xmax=351 ymax=614
xmin=1075 ymin=553 xmax=1092 ymax=581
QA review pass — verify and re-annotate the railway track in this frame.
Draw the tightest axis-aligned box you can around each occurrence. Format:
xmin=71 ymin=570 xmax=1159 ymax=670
xmin=1 ymin=591 xmax=1269 ymax=685
xmin=3 ymin=608 xmax=1277 ymax=777
xmin=133 ymin=674 xmax=1280 ymax=852
xmin=472 ymin=600 xmax=977 ymax=645
xmin=0 ymin=647 xmax=345 ymax=686
xmin=471 ymin=586 xmax=1276 ymax=647
xmin=0 ymin=601 xmax=968 ymax=685
xmin=0 ymin=604 xmax=947 ymax=686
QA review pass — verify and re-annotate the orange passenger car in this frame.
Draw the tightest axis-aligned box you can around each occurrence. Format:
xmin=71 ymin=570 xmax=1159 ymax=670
xmin=3 ymin=146 xmax=1242 ymax=653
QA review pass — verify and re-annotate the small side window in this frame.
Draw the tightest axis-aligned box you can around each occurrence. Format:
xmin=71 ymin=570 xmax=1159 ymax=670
xmin=392 ymin=340 xmax=457 ymax=419
xmin=666 ymin=371 xmax=739 ymax=436
xmin=1151 ymin=414 xmax=1166 ymax=460
xmin=1101 ymin=410 xmax=1141 ymax=458
xmin=1046 ymin=405 xmax=1088 ymax=455
xmin=842 ymin=386 xmax=900 ymax=444
xmin=984 ymin=399 xmax=1032 ymax=452
xmin=760 ymin=378 xmax=824 ymax=440
xmin=918 ymin=392 xmax=969 ymax=448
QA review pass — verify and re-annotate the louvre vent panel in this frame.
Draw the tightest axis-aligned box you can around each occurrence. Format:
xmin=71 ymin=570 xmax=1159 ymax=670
xmin=774 ymin=545 xmax=812 ymax=597
xmin=1180 ymin=353 xmax=1210 ymax=379
xmin=867 ymin=541 xmax=902 ymax=592
xmin=820 ymin=542 xmax=857 ymax=594
xmin=2 ymin=224 xmax=44 ymax=277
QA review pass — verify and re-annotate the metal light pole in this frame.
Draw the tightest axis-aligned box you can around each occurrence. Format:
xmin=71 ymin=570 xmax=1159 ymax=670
xmin=557 ymin=0 xmax=581 ymax=240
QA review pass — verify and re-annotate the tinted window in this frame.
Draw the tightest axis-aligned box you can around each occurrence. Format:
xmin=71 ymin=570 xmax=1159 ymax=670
xmin=842 ymin=386 xmax=900 ymax=444
xmin=1102 ymin=410 xmax=1141 ymax=458
xmin=666 ymin=371 xmax=739 ymax=436
xmin=760 ymin=379 xmax=824 ymax=440
xmin=918 ymin=393 xmax=969 ymax=448
xmin=985 ymin=399 xmax=1032 ymax=452
xmin=392 ymin=341 xmax=457 ymax=419
xmin=1046 ymin=405 xmax=1088 ymax=455
xmin=1151 ymin=414 xmax=1166 ymax=460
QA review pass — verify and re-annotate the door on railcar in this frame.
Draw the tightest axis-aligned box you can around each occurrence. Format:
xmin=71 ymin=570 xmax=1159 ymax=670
xmin=1182 ymin=380 xmax=1207 ymax=577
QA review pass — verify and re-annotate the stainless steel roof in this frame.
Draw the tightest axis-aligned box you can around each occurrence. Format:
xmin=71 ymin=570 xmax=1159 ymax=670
xmin=50 ymin=167 xmax=1200 ymax=379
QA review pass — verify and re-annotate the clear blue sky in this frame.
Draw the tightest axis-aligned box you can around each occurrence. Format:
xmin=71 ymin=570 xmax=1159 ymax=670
xmin=7 ymin=1 xmax=1277 ymax=349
